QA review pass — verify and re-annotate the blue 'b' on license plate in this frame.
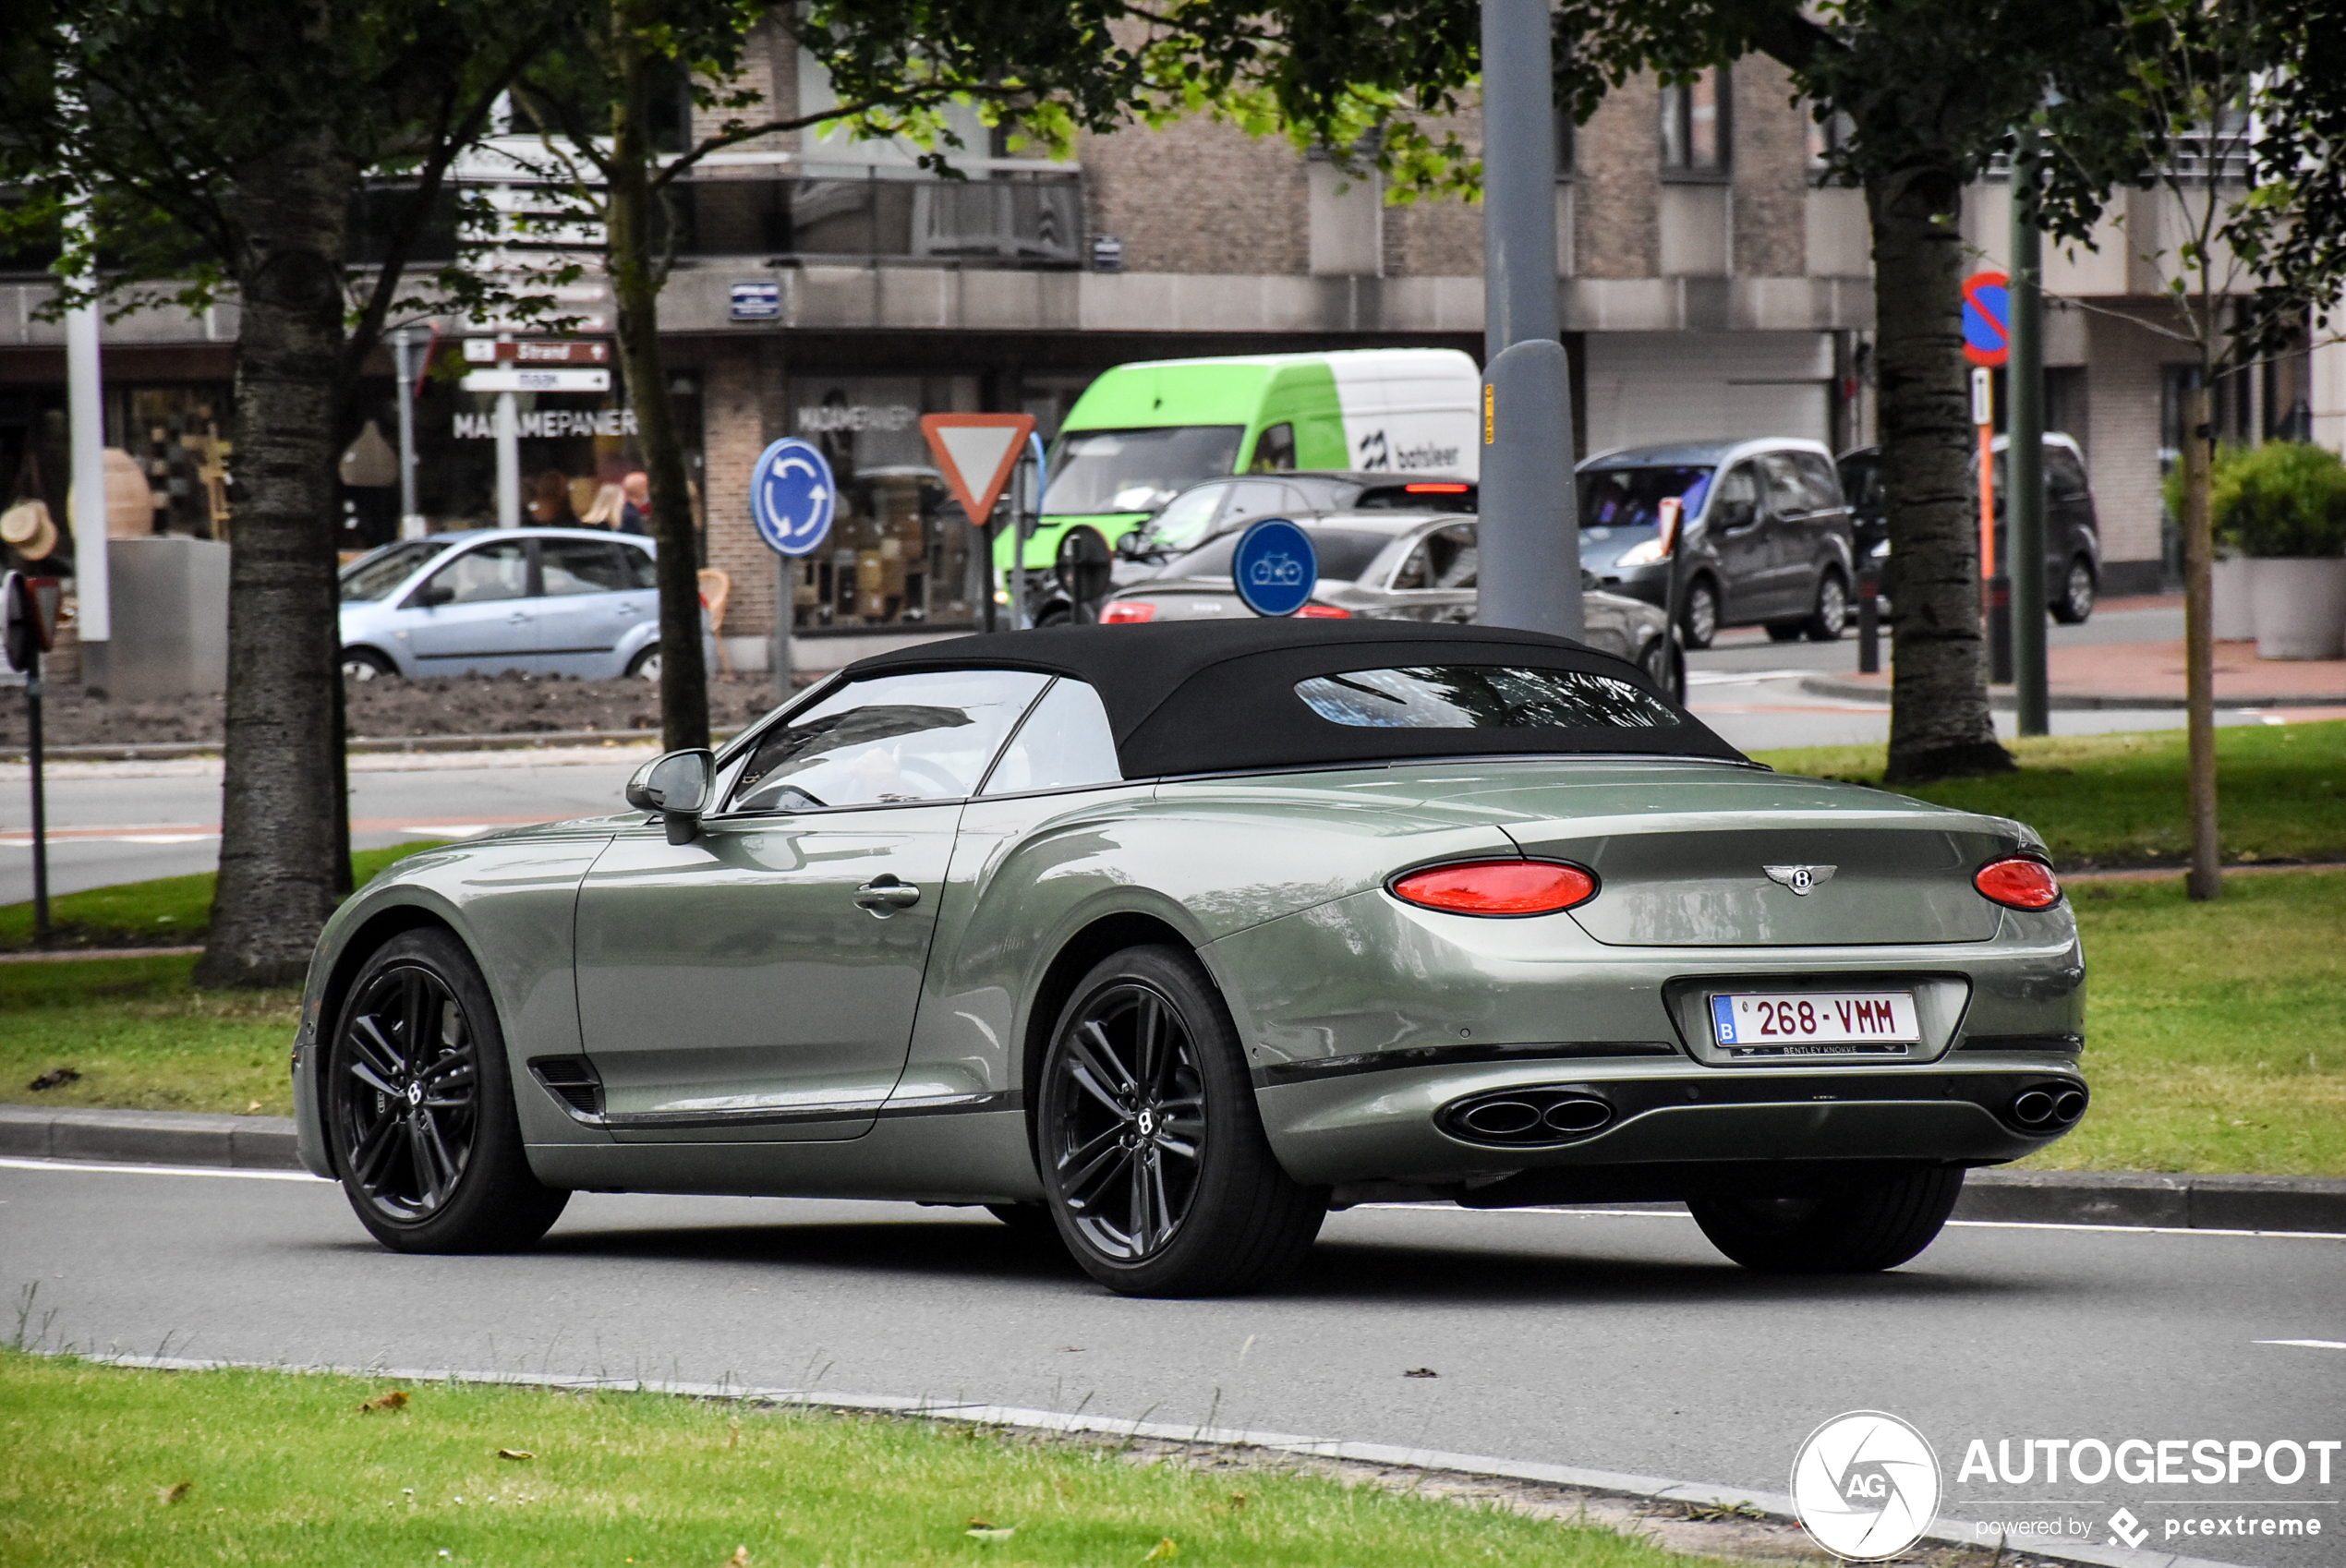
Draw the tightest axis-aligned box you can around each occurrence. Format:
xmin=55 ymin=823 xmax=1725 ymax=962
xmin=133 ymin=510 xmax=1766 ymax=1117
xmin=1711 ymin=995 xmax=1738 ymax=1044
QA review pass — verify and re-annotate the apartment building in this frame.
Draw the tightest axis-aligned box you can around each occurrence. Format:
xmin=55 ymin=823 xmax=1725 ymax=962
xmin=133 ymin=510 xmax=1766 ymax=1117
xmin=2 ymin=23 xmax=2313 ymax=671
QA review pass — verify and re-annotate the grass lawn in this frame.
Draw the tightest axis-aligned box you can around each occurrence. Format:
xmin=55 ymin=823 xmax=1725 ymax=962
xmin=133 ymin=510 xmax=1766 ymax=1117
xmin=1750 ymin=718 xmax=2346 ymax=870
xmin=0 ymin=842 xmax=441 ymax=953
xmin=0 ymin=1351 xmax=1703 ymax=1568
xmin=2019 ymin=867 xmax=2346 ymax=1176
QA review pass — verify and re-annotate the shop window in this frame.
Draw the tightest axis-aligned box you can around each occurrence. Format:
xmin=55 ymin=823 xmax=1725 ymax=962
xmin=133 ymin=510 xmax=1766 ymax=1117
xmin=116 ymin=388 xmax=234 ymax=539
xmin=791 ymin=375 xmax=981 ymax=632
xmin=1660 ymin=68 xmax=1731 ymax=178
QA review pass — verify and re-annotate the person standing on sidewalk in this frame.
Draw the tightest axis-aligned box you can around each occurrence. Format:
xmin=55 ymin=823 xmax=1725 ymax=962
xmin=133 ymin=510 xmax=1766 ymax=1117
xmin=618 ymin=471 xmax=651 ymax=537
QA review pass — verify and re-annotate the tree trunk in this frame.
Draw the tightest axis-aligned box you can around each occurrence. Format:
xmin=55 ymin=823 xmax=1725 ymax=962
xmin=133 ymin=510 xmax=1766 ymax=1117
xmin=2181 ymin=377 xmax=2220 ymax=899
xmin=609 ymin=3 xmax=708 ymax=753
xmin=196 ymin=130 xmax=354 ymax=988
xmin=1868 ymin=164 xmax=2013 ymax=784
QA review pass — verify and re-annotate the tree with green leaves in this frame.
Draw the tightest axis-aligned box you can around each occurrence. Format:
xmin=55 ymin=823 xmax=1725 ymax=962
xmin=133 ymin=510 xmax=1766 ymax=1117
xmin=2 ymin=0 xmax=589 ymax=984
xmin=2038 ymin=0 xmax=2346 ymax=898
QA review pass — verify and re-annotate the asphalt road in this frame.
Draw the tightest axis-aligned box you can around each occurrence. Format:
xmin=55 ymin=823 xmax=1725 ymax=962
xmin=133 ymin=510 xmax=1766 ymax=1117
xmin=0 ymin=602 xmax=2302 ymax=905
xmin=5 ymin=1160 xmax=2340 ymax=1565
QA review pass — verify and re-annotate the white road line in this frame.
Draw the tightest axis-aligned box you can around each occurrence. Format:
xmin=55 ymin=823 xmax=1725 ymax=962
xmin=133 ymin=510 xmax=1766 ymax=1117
xmin=0 ymin=1157 xmax=327 ymax=1183
xmin=1684 ymin=668 xmax=1818 ymax=686
xmin=2254 ymin=1338 xmax=2346 ymax=1350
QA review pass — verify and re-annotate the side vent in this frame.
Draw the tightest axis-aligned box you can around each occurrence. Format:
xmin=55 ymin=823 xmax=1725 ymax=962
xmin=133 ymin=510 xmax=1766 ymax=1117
xmin=529 ymin=1056 xmax=605 ymax=1119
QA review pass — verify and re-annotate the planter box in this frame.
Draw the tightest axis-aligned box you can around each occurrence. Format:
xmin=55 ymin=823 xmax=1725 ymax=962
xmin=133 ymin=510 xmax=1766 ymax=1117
xmin=2251 ymin=556 xmax=2346 ymax=660
xmin=2212 ymin=556 xmax=2255 ymax=640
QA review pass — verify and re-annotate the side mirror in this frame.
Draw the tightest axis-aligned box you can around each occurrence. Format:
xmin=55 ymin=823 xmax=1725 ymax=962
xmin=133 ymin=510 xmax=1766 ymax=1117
xmin=408 ymin=581 xmax=453 ymax=609
xmin=625 ymin=748 xmax=715 ymax=845
xmin=1717 ymin=500 xmax=1759 ymax=532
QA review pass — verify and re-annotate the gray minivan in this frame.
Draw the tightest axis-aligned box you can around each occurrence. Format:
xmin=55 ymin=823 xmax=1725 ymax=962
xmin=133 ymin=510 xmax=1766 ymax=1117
xmin=1578 ymin=439 xmax=1858 ymax=648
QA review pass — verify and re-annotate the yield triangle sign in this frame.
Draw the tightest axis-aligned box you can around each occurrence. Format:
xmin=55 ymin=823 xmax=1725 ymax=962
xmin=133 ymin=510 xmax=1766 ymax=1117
xmin=921 ymin=414 xmax=1036 ymax=525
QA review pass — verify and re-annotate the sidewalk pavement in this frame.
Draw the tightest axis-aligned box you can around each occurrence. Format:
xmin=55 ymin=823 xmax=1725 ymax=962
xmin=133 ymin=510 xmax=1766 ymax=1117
xmin=6 ymin=1103 xmax=2341 ymax=1233
xmin=1805 ymin=638 xmax=2346 ymax=713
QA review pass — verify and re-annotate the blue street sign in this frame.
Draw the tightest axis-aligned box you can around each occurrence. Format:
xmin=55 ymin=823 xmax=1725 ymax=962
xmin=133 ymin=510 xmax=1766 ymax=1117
xmin=1232 ymin=518 xmax=1318 ymax=617
xmin=749 ymin=438 xmax=836 ymax=557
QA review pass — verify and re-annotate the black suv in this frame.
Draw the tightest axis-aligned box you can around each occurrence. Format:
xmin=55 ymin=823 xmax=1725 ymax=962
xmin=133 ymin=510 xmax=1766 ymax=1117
xmin=1836 ymin=435 xmax=2102 ymax=624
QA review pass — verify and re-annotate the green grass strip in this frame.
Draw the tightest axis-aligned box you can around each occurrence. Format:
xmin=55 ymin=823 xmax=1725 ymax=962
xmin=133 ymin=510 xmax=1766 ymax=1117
xmin=0 ymin=1350 xmax=1708 ymax=1568
xmin=1752 ymin=718 xmax=2346 ymax=870
xmin=0 ymin=842 xmax=444 ymax=953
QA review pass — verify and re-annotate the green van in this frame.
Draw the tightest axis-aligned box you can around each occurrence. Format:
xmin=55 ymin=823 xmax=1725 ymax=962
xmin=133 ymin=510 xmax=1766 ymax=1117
xmin=1000 ymin=348 xmax=1481 ymax=579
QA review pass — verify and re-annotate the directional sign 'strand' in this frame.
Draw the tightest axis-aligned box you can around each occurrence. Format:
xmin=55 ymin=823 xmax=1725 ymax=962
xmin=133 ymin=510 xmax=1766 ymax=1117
xmin=1963 ymin=271 xmax=2011 ymax=368
xmin=921 ymin=414 xmax=1037 ymax=525
xmin=749 ymin=438 xmax=837 ymax=557
xmin=1232 ymin=518 xmax=1319 ymax=618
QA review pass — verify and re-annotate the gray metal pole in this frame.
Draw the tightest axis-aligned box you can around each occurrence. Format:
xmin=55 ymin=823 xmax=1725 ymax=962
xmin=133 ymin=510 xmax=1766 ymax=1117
xmin=392 ymin=328 xmax=423 ymax=538
xmin=1476 ymin=0 xmax=1578 ymax=638
xmin=773 ymin=555 xmax=792 ymax=705
xmin=2009 ymin=140 xmax=2049 ymax=735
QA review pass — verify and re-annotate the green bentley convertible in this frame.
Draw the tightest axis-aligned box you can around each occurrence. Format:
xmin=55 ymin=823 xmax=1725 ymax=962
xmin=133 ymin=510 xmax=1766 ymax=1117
xmin=292 ymin=620 xmax=2086 ymax=1297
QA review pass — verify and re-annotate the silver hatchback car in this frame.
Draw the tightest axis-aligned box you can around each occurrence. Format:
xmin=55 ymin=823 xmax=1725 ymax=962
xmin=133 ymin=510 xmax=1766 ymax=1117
xmin=339 ymin=528 xmax=707 ymax=681
xmin=1098 ymin=513 xmax=1684 ymax=697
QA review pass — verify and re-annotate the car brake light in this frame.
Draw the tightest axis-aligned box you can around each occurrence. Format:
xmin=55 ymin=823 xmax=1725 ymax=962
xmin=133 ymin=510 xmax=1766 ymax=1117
xmin=1099 ymin=601 xmax=1155 ymax=623
xmin=1390 ymin=860 xmax=1597 ymax=916
xmin=1294 ymin=604 xmax=1350 ymax=618
xmin=1975 ymin=857 xmax=2062 ymax=910
xmin=1404 ymin=482 xmax=1470 ymax=493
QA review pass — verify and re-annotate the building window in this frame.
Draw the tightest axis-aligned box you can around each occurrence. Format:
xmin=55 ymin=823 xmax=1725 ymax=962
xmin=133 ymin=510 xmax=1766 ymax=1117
xmin=1659 ymin=68 xmax=1730 ymax=178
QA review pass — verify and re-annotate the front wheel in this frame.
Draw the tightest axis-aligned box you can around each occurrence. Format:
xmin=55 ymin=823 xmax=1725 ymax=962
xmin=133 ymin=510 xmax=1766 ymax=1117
xmin=1805 ymin=571 xmax=1849 ymax=641
xmin=324 ymin=928 xmax=570 ymax=1253
xmin=1037 ymin=946 xmax=1325 ymax=1297
xmin=1687 ymin=1166 xmax=1963 ymax=1273
xmin=2051 ymin=556 xmax=2097 ymax=623
xmin=342 ymin=647 xmax=396 ymax=681
xmin=1679 ymin=577 xmax=1721 ymax=649
xmin=626 ymin=645 xmax=660 ymax=681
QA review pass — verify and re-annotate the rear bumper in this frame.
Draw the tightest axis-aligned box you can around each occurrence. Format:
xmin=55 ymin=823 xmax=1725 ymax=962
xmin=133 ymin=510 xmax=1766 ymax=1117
xmin=1256 ymin=1054 xmax=2085 ymax=1189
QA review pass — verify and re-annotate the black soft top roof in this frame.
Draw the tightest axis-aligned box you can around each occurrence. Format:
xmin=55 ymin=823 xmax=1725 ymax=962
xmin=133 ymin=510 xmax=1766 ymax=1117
xmin=841 ymin=620 xmax=1744 ymax=778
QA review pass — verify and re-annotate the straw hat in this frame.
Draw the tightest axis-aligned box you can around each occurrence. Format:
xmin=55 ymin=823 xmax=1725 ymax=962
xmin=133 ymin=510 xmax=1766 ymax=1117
xmin=1 ymin=499 xmax=57 ymax=561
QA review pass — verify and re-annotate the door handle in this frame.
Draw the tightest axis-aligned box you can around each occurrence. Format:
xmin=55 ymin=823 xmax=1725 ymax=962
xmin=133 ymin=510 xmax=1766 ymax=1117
xmin=853 ymin=876 xmax=921 ymax=914
xmin=507 ymin=611 xmax=531 ymax=623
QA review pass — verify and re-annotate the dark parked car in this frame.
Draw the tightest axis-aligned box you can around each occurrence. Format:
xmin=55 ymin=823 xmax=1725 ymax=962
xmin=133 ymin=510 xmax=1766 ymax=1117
xmin=1836 ymin=435 xmax=2103 ymax=624
xmin=1578 ymin=440 xmax=1858 ymax=648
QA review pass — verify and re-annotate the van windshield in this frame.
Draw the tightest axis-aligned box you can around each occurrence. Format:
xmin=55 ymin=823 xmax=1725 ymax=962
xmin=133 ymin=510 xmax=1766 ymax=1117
xmin=1044 ymin=427 xmax=1244 ymax=515
xmin=1578 ymin=466 xmax=1715 ymax=531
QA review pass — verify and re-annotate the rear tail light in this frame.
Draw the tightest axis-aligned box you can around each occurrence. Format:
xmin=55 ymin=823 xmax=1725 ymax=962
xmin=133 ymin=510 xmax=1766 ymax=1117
xmin=1404 ymin=482 xmax=1471 ymax=494
xmin=1390 ymin=859 xmax=1597 ymax=916
xmin=1975 ymin=857 xmax=2062 ymax=910
xmin=1295 ymin=603 xmax=1351 ymax=619
xmin=1099 ymin=601 xmax=1155 ymax=624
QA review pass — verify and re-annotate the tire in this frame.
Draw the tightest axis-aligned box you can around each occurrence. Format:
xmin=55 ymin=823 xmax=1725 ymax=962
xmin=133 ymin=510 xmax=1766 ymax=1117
xmin=342 ymin=647 xmax=396 ymax=681
xmin=2050 ymin=555 xmax=2097 ymax=624
xmin=324 ymin=928 xmax=570 ymax=1253
xmin=1687 ymin=1166 xmax=1964 ymax=1273
xmin=1805 ymin=571 xmax=1849 ymax=642
xmin=1036 ymin=945 xmax=1326 ymax=1297
xmin=1679 ymin=577 xmax=1721 ymax=650
xmin=626 ymin=645 xmax=660 ymax=681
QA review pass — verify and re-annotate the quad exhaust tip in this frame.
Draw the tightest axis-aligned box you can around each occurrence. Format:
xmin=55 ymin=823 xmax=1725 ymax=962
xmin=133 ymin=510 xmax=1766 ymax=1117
xmin=1444 ymin=1088 xmax=1615 ymax=1147
xmin=2008 ymin=1082 xmax=2088 ymax=1130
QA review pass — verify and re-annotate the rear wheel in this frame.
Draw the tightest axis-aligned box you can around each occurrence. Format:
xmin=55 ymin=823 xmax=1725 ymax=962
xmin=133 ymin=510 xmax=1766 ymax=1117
xmin=1679 ymin=577 xmax=1721 ymax=649
xmin=324 ymin=928 xmax=569 ymax=1253
xmin=1037 ymin=946 xmax=1325 ymax=1297
xmin=2051 ymin=556 xmax=2097 ymax=624
xmin=626 ymin=645 xmax=660 ymax=681
xmin=1805 ymin=571 xmax=1849 ymax=641
xmin=1687 ymin=1166 xmax=1963 ymax=1273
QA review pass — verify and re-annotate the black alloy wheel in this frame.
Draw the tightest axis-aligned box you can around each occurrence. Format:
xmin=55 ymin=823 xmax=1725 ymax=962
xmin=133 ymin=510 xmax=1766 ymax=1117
xmin=1680 ymin=577 xmax=1721 ymax=649
xmin=326 ymin=928 xmax=569 ymax=1253
xmin=1806 ymin=571 xmax=1849 ymax=642
xmin=1038 ymin=946 xmax=1324 ymax=1297
xmin=2051 ymin=556 xmax=2098 ymax=624
xmin=1687 ymin=1165 xmax=1964 ymax=1273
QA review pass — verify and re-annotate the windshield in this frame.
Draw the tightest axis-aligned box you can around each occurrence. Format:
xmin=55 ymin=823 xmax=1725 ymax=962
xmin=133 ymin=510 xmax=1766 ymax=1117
xmin=1159 ymin=527 xmax=1394 ymax=585
xmin=1043 ymin=426 xmax=1244 ymax=515
xmin=1578 ymin=466 xmax=1715 ymax=531
xmin=340 ymin=539 xmax=453 ymax=602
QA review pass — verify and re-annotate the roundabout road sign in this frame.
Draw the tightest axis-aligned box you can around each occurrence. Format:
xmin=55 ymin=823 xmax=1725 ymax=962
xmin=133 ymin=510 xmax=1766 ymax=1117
xmin=1232 ymin=517 xmax=1318 ymax=617
xmin=750 ymin=437 xmax=836 ymax=557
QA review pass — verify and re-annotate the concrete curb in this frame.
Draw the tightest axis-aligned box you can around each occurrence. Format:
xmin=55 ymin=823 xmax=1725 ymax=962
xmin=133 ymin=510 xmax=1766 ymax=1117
xmin=72 ymin=1354 xmax=2262 ymax=1568
xmin=1797 ymin=675 xmax=2346 ymax=712
xmin=6 ymin=1104 xmax=2343 ymax=1234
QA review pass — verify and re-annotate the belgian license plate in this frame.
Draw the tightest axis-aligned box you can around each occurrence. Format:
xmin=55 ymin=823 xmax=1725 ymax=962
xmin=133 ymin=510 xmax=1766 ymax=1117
xmin=1710 ymin=992 xmax=1920 ymax=1056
